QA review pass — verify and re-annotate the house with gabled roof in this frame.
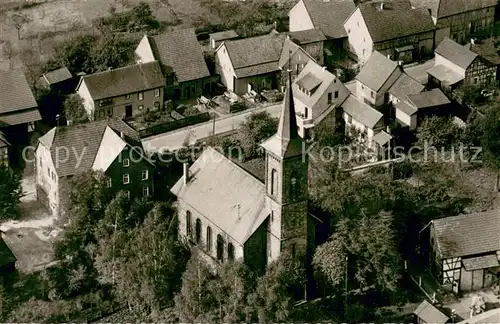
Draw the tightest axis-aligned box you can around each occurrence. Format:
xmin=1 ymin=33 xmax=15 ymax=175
xmin=466 ymin=38 xmax=500 ymax=81
xmin=135 ymin=28 xmax=216 ymax=101
xmin=292 ymin=60 xmax=350 ymax=138
xmin=38 ymin=67 xmax=75 ymax=94
xmin=288 ymin=0 xmax=355 ymax=66
xmin=171 ymin=72 xmax=317 ymax=273
xmin=344 ymin=0 xmax=435 ymax=64
xmin=427 ymin=210 xmax=500 ymax=294
xmin=76 ymin=61 xmax=165 ymax=121
xmin=413 ymin=300 xmax=449 ymax=324
xmin=427 ymin=37 xmax=497 ymax=93
xmin=0 ymin=70 xmax=41 ymax=142
xmin=36 ymin=118 xmax=154 ymax=216
xmin=215 ymin=32 xmax=316 ymax=95
xmin=288 ymin=28 xmax=326 ymax=65
xmin=410 ymin=0 xmax=496 ymax=45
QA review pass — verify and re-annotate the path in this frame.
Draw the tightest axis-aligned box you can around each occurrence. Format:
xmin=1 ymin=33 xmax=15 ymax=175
xmin=142 ymin=103 xmax=282 ymax=152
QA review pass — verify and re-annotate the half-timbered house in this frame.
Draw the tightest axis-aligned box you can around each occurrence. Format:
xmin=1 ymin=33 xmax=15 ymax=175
xmin=428 ymin=210 xmax=500 ymax=294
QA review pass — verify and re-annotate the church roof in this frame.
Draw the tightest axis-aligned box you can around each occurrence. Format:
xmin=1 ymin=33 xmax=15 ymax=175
xmin=261 ymin=72 xmax=303 ymax=158
xmin=170 ymin=147 xmax=270 ymax=245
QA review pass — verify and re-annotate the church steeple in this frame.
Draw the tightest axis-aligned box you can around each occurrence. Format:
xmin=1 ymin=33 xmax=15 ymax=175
xmin=260 ymin=69 xmax=303 ymax=158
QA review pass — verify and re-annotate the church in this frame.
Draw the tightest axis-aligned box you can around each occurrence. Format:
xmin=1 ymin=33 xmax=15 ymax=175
xmin=171 ymin=72 xmax=316 ymax=272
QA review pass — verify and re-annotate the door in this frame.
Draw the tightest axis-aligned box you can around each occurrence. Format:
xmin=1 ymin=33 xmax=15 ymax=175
xmin=125 ymin=105 xmax=132 ymax=118
xmin=472 ymin=269 xmax=484 ymax=290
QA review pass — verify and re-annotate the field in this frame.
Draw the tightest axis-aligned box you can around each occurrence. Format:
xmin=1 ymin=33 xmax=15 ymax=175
xmin=0 ymin=0 xmax=220 ymax=70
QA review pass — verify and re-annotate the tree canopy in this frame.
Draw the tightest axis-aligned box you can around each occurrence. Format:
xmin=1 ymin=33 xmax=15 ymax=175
xmin=0 ymin=166 xmax=21 ymax=220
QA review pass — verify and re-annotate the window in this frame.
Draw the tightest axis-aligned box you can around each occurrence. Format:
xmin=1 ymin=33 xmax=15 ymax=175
xmin=347 ymin=115 xmax=352 ymax=124
xmin=327 ymin=92 xmax=332 ymax=104
xmin=47 ymin=167 xmax=50 ymax=175
xmin=142 ymin=170 xmax=148 ymax=180
xmin=296 ymin=64 xmax=299 ymax=73
xmin=154 ymin=89 xmax=160 ymax=97
xmin=334 ymin=91 xmax=339 ymax=99
xmin=270 ymin=169 xmax=278 ymax=196
xmin=106 ymin=178 xmax=112 ymax=188
xmin=228 ymin=243 xmax=235 ymax=261
xmin=138 ymin=92 xmax=144 ymax=100
xmin=290 ymin=174 xmax=298 ymax=202
xmin=195 ymin=219 xmax=202 ymax=244
xmin=99 ymin=110 xmax=105 ymax=118
xmin=123 ymin=158 xmax=130 ymax=167
xmin=186 ymin=211 xmax=192 ymax=238
xmin=107 ymin=107 xmax=113 ymax=117
xmin=357 ymin=22 xmax=359 ymax=27
xmin=154 ymin=101 xmax=160 ymax=109
xmin=138 ymin=105 xmax=144 ymax=111
xmin=143 ymin=186 xmax=149 ymax=197
xmin=473 ymin=77 xmax=478 ymax=84
xmin=125 ymin=94 xmax=130 ymax=99
xmin=206 ymin=226 xmax=212 ymax=252
xmin=123 ymin=174 xmax=130 ymax=184
xmin=305 ymin=107 xmax=309 ymax=119
xmin=217 ymin=234 xmax=224 ymax=261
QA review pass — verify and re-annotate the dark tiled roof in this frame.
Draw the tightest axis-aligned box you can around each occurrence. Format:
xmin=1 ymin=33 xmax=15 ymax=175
xmin=0 ymin=69 xmax=38 ymax=114
xmin=225 ymin=33 xmax=286 ymax=70
xmin=0 ymin=236 xmax=16 ymax=267
xmin=151 ymin=28 xmax=210 ymax=82
xmin=296 ymin=72 xmax=323 ymax=91
xmin=394 ymin=100 xmax=418 ymax=116
xmin=0 ymin=108 xmax=41 ymax=127
xmin=80 ymin=62 xmax=165 ymax=101
xmin=407 ymin=88 xmax=450 ymax=108
xmin=359 ymin=1 xmax=435 ymax=43
xmin=462 ymin=254 xmax=499 ymax=271
xmin=388 ymin=73 xmax=425 ymax=100
xmin=410 ymin=0 xmax=497 ymax=19
xmin=341 ymin=94 xmax=383 ymax=129
xmin=43 ymin=67 xmax=72 ymax=85
xmin=435 ymin=37 xmax=477 ymax=69
xmin=38 ymin=118 xmax=140 ymax=177
xmin=432 ymin=210 xmax=500 ymax=258
xmin=288 ymin=28 xmax=327 ymax=44
xmin=468 ymin=39 xmax=500 ymax=66
xmin=232 ymin=157 xmax=265 ymax=183
xmin=209 ymin=30 xmax=238 ymax=42
xmin=302 ymin=0 xmax=356 ymax=39
xmin=356 ymin=51 xmax=399 ymax=91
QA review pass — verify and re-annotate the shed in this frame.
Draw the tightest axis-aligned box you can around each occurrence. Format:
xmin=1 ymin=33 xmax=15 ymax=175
xmin=413 ymin=300 xmax=449 ymax=324
xmin=210 ymin=30 xmax=239 ymax=49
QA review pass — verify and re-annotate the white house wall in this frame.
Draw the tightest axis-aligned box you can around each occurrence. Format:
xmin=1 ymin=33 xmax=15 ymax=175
xmin=215 ymin=44 xmax=236 ymax=92
xmin=135 ymin=36 xmax=156 ymax=64
xmin=344 ymin=8 xmax=373 ymax=64
xmin=36 ymin=144 xmax=59 ymax=214
xmin=289 ymin=0 xmax=315 ymax=32
xmin=76 ymin=80 xmax=95 ymax=121
xmin=435 ymin=53 xmax=466 ymax=78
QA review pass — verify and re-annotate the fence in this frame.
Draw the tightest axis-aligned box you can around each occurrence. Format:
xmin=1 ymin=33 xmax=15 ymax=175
xmin=138 ymin=112 xmax=210 ymax=138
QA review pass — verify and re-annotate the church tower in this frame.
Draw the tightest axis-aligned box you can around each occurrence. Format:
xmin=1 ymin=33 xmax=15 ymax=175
xmin=261 ymin=70 xmax=311 ymax=265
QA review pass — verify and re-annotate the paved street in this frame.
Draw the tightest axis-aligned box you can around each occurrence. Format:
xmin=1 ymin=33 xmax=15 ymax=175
xmin=142 ymin=103 xmax=282 ymax=152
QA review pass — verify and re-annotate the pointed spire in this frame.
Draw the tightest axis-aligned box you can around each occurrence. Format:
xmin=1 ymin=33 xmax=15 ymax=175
xmin=276 ymin=68 xmax=299 ymax=141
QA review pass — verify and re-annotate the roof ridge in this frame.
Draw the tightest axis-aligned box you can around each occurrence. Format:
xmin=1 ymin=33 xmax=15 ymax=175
xmin=83 ymin=61 xmax=157 ymax=79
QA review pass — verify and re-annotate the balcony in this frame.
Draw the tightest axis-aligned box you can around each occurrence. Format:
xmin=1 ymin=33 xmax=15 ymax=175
xmin=296 ymin=112 xmax=314 ymax=125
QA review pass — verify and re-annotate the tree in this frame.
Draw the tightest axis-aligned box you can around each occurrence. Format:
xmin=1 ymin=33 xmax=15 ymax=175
xmin=51 ymin=35 xmax=96 ymax=74
xmin=236 ymin=111 xmax=278 ymax=160
xmin=131 ymin=2 xmax=159 ymax=30
xmin=91 ymin=36 xmax=135 ymax=72
xmin=0 ymin=166 xmax=21 ymax=220
xmin=9 ymin=12 xmax=32 ymax=40
xmin=416 ymin=116 xmax=463 ymax=149
xmin=480 ymin=105 xmax=500 ymax=191
xmin=63 ymin=95 xmax=88 ymax=125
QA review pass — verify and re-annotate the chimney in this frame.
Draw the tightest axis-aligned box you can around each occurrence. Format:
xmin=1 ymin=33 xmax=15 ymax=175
xmin=322 ymin=66 xmax=327 ymax=72
xmin=183 ymin=163 xmax=190 ymax=185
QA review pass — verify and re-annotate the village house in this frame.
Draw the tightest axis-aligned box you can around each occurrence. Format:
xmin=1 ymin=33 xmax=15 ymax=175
xmin=466 ymin=38 xmax=500 ymax=81
xmin=0 ymin=70 xmax=41 ymax=143
xmin=36 ymin=118 xmax=155 ymax=216
xmin=215 ymin=32 xmax=315 ymax=96
xmin=427 ymin=210 xmax=500 ymax=294
xmin=344 ymin=0 xmax=435 ymax=65
xmin=292 ymin=60 xmax=350 ymax=138
xmin=135 ymin=28 xmax=215 ymax=101
xmin=410 ymin=0 xmax=497 ymax=45
xmin=288 ymin=28 xmax=326 ymax=66
xmin=355 ymin=50 xmax=402 ymax=107
xmin=171 ymin=73 xmax=317 ymax=273
xmin=38 ymin=67 xmax=76 ymax=94
xmin=209 ymin=30 xmax=239 ymax=50
xmin=413 ymin=300 xmax=449 ymax=324
xmin=427 ymin=37 xmax=497 ymax=93
xmin=76 ymin=62 xmax=165 ymax=121
xmin=288 ymin=0 xmax=356 ymax=66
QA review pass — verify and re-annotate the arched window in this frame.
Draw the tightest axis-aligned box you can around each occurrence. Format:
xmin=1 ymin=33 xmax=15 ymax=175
xmin=217 ymin=234 xmax=224 ymax=262
xmin=228 ymin=243 xmax=235 ymax=261
xmin=195 ymin=218 xmax=202 ymax=244
xmin=186 ymin=211 xmax=192 ymax=238
xmin=290 ymin=172 xmax=298 ymax=202
xmin=270 ymin=169 xmax=278 ymax=196
xmin=206 ymin=226 xmax=212 ymax=252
